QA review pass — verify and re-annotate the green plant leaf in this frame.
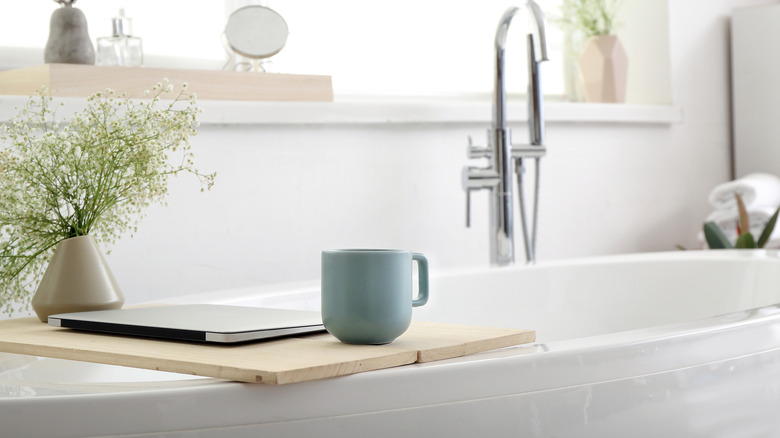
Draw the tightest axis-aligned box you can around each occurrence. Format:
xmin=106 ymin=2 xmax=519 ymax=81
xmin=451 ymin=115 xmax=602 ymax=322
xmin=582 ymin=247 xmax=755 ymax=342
xmin=703 ymin=222 xmax=733 ymax=249
xmin=735 ymin=193 xmax=750 ymax=236
xmin=757 ymin=205 xmax=780 ymax=248
xmin=735 ymin=232 xmax=756 ymax=249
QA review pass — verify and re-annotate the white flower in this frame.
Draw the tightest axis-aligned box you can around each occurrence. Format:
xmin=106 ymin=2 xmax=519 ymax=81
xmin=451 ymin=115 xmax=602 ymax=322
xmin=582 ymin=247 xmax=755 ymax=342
xmin=0 ymin=81 xmax=215 ymax=316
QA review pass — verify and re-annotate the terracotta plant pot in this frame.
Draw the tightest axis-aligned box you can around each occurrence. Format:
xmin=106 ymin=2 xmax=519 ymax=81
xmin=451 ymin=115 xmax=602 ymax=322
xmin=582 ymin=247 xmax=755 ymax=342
xmin=31 ymin=235 xmax=124 ymax=322
xmin=578 ymin=35 xmax=628 ymax=103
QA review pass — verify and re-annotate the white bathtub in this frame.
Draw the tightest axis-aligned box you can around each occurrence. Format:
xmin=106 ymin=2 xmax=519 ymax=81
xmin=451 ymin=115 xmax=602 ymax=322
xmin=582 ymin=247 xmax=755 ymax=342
xmin=3 ymin=250 xmax=780 ymax=437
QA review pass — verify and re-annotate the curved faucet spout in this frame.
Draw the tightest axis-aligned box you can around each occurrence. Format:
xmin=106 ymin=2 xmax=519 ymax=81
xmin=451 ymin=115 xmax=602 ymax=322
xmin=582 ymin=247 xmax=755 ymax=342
xmin=494 ymin=7 xmax=521 ymax=52
xmin=465 ymin=1 xmax=549 ymax=266
xmin=493 ymin=1 xmax=549 ymax=130
xmin=492 ymin=7 xmax=520 ymax=130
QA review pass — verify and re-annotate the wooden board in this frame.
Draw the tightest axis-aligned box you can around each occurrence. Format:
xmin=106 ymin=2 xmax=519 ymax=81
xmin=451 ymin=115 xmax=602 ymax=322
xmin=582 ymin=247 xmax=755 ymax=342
xmin=0 ymin=64 xmax=333 ymax=101
xmin=0 ymin=317 xmax=534 ymax=385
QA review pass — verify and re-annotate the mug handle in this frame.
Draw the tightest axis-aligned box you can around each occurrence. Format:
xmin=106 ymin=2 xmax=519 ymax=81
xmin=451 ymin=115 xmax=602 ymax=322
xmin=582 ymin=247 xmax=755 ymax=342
xmin=412 ymin=253 xmax=429 ymax=307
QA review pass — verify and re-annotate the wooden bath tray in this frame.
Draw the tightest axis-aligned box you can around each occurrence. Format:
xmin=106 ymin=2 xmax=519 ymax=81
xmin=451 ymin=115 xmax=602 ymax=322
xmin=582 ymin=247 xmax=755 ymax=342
xmin=0 ymin=318 xmax=534 ymax=384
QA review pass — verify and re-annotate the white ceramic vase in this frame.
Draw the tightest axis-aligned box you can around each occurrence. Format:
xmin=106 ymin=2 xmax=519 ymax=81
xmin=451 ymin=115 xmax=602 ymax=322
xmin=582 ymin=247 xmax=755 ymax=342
xmin=578 ymin=35 xmax=628 ymax=103
xmin=31 ymin=235 xmax=124 ymax=322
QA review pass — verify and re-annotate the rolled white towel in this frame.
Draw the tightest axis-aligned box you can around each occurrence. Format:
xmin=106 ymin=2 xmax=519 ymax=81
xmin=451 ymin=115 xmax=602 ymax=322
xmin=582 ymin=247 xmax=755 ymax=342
xmin=708 ymin=173 xmax=780 ymax=210
xmin=706 ymin=206 xmax=778 ymax=240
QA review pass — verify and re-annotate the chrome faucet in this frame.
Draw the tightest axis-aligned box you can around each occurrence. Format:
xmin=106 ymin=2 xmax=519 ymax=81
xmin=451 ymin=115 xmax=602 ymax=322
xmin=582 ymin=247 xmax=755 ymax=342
xmin=463 ymin=1 xmax=549 ymax=266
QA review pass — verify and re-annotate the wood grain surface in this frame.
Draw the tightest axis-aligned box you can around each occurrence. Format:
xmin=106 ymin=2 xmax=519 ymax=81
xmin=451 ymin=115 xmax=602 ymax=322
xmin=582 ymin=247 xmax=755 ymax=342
xmin=0 ymin=317 xmax=534 ymax=384
xmin=0 ymin=64 xmax=333 ymax=101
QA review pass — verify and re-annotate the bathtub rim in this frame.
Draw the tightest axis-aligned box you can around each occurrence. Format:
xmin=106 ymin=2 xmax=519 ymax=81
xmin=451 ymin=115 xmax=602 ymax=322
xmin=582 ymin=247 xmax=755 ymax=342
xmin=2 ymin=298 xmax=780 ymax=438
xmin=2 ymin=249 xmax=780 ymax=398
xmin=2 ymin=289 xmax=780 ymax=400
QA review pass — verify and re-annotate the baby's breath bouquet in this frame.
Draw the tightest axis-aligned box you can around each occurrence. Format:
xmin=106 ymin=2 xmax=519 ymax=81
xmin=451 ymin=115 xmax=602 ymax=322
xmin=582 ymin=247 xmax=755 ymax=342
xmin=0 ymin=80 xmax=215 ymax=315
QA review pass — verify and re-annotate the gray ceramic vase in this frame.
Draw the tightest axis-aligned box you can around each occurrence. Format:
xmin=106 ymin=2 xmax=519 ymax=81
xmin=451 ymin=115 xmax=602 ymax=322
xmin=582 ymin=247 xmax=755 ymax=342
xmin=31 ymin=235 xmax=124 ymax=322
xmin=44 ymin=4 xmax=96 ymax=65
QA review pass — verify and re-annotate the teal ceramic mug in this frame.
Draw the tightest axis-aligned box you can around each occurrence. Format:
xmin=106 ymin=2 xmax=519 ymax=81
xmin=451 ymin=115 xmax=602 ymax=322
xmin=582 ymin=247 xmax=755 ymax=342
xmin=321 ymin=249 xmax=429 ymax=344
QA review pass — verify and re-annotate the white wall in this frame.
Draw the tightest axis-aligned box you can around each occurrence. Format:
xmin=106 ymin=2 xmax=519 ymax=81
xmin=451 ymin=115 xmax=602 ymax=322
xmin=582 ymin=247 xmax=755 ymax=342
xmin=732 ymin=3 xmax=780 ymax=178
xmin=94 ymin=0 xmax=770 ymax=304
xmin=665 ymin=0 xmax=775 ymax=233
xmin=616 ymin=0 xmax=671 ymax=104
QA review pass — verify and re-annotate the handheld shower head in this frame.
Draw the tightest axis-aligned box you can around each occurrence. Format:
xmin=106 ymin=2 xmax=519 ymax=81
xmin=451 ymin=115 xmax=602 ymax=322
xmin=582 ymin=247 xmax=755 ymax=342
xmin=526 ymin=0 xmax=549 ymax=62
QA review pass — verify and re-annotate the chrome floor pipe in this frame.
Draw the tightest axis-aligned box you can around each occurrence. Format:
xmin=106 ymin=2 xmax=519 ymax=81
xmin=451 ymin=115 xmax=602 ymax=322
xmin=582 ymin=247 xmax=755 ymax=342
xmin=462 ymin=1 xmax=548 ymax=266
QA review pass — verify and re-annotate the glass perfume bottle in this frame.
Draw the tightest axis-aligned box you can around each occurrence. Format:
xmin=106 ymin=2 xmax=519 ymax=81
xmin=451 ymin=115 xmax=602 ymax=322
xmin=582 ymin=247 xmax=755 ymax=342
xmin=96 ymin=9 xmax=143 ymax=67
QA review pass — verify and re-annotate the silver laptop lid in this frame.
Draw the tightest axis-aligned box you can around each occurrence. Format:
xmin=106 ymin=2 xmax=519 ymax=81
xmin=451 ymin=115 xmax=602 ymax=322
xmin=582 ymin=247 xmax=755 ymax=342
xmin=48 ymin=304 xmax=325 ymax=343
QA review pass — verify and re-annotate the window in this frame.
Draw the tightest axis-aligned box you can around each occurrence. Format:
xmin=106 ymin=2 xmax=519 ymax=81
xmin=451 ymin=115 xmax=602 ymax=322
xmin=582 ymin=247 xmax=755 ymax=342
xmin=0 ymin=1 xmax=670 ymax=104
xmin=0 ymin=1 xmax=565 ymax=98
xmin=269 ymin=0 xmax=566 ymax=98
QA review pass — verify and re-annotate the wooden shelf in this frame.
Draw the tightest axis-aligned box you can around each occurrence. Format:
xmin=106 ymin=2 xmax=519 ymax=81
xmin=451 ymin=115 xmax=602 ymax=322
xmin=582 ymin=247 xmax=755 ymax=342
xmin=0 ymin=64 xmax=333 ymax=102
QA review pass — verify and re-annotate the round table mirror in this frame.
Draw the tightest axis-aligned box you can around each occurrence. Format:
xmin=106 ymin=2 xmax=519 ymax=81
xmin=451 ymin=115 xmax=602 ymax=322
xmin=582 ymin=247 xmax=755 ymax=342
xmin=224 ymin=5 xmax=288 ymax=71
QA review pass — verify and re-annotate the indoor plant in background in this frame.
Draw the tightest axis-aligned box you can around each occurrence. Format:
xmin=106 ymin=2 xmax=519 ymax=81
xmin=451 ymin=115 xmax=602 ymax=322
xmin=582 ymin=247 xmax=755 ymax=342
xmin=0 ymin=80 xmax=215 ymax=321
xmin=704 ymin=194 xmax=780 ymax=249
xmin=557 ymin=0 xmax=627 ymax=103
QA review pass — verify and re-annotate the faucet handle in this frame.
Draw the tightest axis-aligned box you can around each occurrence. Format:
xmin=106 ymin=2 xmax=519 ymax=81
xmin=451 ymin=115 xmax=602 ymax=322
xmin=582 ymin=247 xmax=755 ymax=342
xmin=511 ymin=143 xmax=546 ymax=159
xmin=467 ymin=135 xmax=491 ymax=159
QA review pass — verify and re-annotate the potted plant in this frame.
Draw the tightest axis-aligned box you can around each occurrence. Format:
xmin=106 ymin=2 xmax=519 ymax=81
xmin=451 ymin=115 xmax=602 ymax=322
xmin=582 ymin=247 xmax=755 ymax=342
xmin=704 ymin=193 xmax=780 ymax=249
xmin=557 ymin=0 xmax=627 ymax=103
xmin=0 ymin=80 xmax=215 ymax=320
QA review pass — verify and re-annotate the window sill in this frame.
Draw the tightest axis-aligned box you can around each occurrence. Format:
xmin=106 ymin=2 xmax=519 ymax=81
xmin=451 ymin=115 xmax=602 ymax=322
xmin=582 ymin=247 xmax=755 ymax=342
xmin=194 ymin=100 xmax=682 ymax=126
xmin=0 ymin=95 xmax=682 ymax=126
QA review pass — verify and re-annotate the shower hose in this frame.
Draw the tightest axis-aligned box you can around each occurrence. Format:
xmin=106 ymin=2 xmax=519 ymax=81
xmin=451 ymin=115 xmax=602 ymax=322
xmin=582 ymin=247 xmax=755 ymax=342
xmin=516 ymin=157 xmax=540 ymax=263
